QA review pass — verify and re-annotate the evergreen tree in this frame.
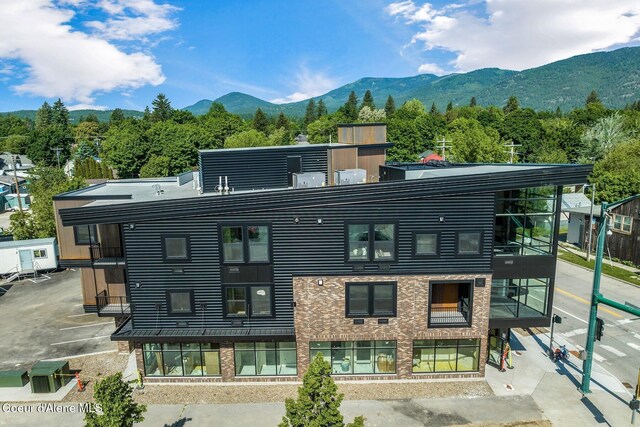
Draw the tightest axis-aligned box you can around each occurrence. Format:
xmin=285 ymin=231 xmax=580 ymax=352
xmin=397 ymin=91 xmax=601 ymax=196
xmin=150 ymin=93 xmax=174 ymax=122
xmin=429 ymin=102 xmax=439 ymax=115
xmin=555 ymin=107 xmax=562 ymax=118
xmin=586 ymin=90 xmax=601 ymax=107
xmin=469 ymin=97 xmax=477 ymax=107
xmin=275 ymin=112 xmax=290 ymax=130
xmin=35 ymin=102 xmax=53 ymax=130
xmin=503 ymin=96 xmax=520 ymax=114
xmin=304 ymin=99 xmax=317 ymax=126
xmin=252 ymin=108 xmax=270 ymax=134
xmin=384 ymin=95 xmax=396 ymax=117
xmin=341 ymin=91 xmax=358 ymax=121
xmin=446 ymin=101 xmax=453 ymax=112
xmin=142 ymin=106 xmax=151 ymax=122
xmin=207 ymin=102 xmax=227 ymax=116
xmin=101 ymin=162 xmax=112 ymax=179
xmin=110 ymin=108 xmax=125 ymax=124
xmin=279 ymin=353 xmax=364 ymax=427
xmin=360 ymin=90 xmax=375 ymax=110
xmin=84 ymin=373 xmax=147 ymax=427
xmin=316 ymin=99 xmax=328 ymax=118
xmin=51 ymin=99 xmax=70 ymax=128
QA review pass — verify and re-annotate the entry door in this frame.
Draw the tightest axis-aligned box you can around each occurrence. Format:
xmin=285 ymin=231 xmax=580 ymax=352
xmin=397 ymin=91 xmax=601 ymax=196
xmin=287 ymin=156 xmax=302 ymax=187
xmin=18 ymin=249 xmax=33 ymax=271
xmin=487 ymin=329 xmax=509 ymax=366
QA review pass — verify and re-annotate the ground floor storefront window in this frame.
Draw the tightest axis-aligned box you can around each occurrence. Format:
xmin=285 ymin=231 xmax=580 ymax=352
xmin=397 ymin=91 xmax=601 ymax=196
xmin=234 ymin=342 xmax=297 ymax=376
xmin=310 ymin=341 xmax=396 ymax=375
xmin=143 ymin=343 xmax=220 ymax=376
xmin=412 ymin=339 xmax=480 ymax=373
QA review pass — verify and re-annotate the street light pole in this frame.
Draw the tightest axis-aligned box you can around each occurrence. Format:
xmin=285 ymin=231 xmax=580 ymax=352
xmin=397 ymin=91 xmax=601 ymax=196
xmin=586 ymin=183 xmax=596 ymax=262
xmin=10 ymin=154 xmax=23 ymax=212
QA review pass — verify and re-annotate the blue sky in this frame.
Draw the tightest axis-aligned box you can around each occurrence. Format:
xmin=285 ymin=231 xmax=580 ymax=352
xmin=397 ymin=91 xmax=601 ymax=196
xmin=0 ymin=0 xmax=639 ymax=112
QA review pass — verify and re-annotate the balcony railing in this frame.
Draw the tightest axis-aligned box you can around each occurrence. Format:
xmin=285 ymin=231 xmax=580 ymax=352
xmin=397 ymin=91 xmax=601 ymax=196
xmin=429 ymin=299 xmax=470 ymax=326
xmin=90 ymin=244 xmax=125 ymax=266
xmin=96 ymin=290 xmax=130 ymax=316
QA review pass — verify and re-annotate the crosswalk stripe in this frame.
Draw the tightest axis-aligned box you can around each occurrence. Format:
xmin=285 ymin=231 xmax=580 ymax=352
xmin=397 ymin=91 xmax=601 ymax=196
xmin=627 ymin=343 xmax=640 ymax=351
xmin=563 ymin=328 xmax=588 ymax=337
xmin=599 ymin=345 xmax=626 ymax=357
xmin=617 ymin=319 xmax=633 ymax=325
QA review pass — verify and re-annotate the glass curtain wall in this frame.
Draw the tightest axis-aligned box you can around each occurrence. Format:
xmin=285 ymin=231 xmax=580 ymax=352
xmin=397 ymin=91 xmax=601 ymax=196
xmin=143 ymin=343 xmax=221 ymax=376
xmin=309 ymin=341 xmax=396 ymax=375
xmin=234 ymin=342 xmax=297 ymax=376
xmin=412 ymin=339 xmax=480 ymax=373
xmin=490 ymin=278 xmax=550 ymax=319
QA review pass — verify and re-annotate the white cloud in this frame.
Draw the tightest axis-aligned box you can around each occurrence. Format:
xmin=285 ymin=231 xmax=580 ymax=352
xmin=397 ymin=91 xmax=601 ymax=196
xmin=0 ymin=0 xmax=175 ymax=107
xmin=67 ymin=103 xmax=109 ymax=111
xmin=387 ymin=0 xmax=640 ymax=72
xmin=271 ymin=66 xmax=338 ymax=104
xmin=417 ymin=62 xmax=445 ymax=75
xmin=87 ymin=0 xmax=179 ymax=41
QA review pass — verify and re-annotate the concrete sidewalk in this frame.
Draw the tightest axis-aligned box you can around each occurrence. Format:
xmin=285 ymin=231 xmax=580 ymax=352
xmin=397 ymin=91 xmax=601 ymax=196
xmin=1 ymin=328 xmax=636 ymax=426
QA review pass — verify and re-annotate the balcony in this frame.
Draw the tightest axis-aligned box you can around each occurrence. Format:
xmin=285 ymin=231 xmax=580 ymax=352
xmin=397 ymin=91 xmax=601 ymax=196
xmin=96 ymin=290 xmax=130 ymax=317
xmin=90 ymin=244 xmax=126 ymax=267
xmin=429 ymin=282 xmax=472 ymax=327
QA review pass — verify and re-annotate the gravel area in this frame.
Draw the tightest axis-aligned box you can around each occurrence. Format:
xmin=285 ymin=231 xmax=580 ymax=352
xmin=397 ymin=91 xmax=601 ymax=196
xmin=63 ymin=352 xmax=129 ymax=402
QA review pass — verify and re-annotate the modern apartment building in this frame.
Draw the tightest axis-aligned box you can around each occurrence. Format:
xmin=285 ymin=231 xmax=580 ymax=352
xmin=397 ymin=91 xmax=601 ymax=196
xmin=53 ymin=124 xmax=591 ymax=382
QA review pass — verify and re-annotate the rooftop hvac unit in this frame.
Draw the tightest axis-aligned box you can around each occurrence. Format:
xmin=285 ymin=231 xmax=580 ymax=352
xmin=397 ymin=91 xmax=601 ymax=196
xmin=293 ymin=172 xmax=326 ymax=189
xmin=334 ymin=169 xmax=367 ymax=186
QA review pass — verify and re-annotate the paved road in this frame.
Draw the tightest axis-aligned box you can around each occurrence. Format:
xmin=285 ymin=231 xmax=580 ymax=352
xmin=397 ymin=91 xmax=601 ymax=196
xmin=553 ymin=260 xmax=640 ymax=391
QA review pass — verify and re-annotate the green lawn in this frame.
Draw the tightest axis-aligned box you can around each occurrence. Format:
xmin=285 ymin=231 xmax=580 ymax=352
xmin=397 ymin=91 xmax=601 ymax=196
xmin=558 ymin=250 xmax=640 ymax=286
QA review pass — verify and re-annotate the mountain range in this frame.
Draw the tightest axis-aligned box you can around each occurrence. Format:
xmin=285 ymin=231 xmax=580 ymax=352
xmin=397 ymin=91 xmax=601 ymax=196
xmin=3 ymin=46 xmax=640 ymax=121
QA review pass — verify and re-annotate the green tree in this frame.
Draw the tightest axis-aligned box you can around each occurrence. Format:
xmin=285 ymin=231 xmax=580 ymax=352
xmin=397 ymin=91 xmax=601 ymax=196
xmin=171 ymin=109 xmax=196 ymax=124
xmin=73 ymin=141 xmax=98 ymax=162
xmin=279 ymin=353 xmax=364 ymax=427
xmin=304 ymin=99 xmax=317 ymax=126
xmin=586 ymin=90 xmax=601 ymax=107
xmin=84 ymin=372 xmax=147 ymax=427
xmin=578 ymin=112 xmax=629 ymax=162
xmin=252 ymin=108 xmax=270 ymax=134
xmin=74 ymin=121 xmax=101 ymax=145
xmin=224 ymin=129 xmax=270 ymax=148
xmin=446 ymin=101 xmax=453 ymax=112
xmin=110 ymin=108 xmax=126 ymax=125
xmin=429 ymin=102 xmax=439 ymax=115
xmin=395 ymin=99 xmax=425 ymax=121
xmin=0 ymin=135 xmax=29 ymax=154
xmin=35 ymin=102 xmax=53 ymax=129
xmin=268 ymin=127 xmax=291 ymax=146
xmin=340 ymin=91 xmax=358 ymax=121
xmin=139 ymin=155 xmax=171 ymax=178
xmin=446 ymin=117 xmax=507 ymax=163
xmin=307 ymin=116 xmax=338 ymax=144
xmin=9 ymin=212 xmax=37 ymax=241
xmin=503 ymin=96 xmax=520 ymax=114
xmin=590 ymin=139 xmax=640 ymax=202
xmin=100 ymin=161 xmax=113 ymax=179
xmin=386 ymin=117 xmax=421 ymax=161
xmin=360 ymin=90 xmax=375 ymax=110
xmin=51 ymin=99 xmax=70 ymax=128
xmin=384 ymin=95 xmax=396 ymax=117
xmin=200 ymin=110 xmax=248 ymax=150
xmin=150 ymin=93 xmax=174 ymax=122
xmin=357 ymin=106 xmax=386 ymax=123
xmin=27 ymin=126 xmax=72 ymax=166
xmin=469 ymin=97 xmax=477 ymax=107
xmin=316 ymin=99 xmax=328 ymax=118
xmin=101 ymin=123 xmax=150 ymax=178
xmin=500 ymin=108 xmax=544 ymax=161
xmin=275 ymin=112 xmax=291 ymax=131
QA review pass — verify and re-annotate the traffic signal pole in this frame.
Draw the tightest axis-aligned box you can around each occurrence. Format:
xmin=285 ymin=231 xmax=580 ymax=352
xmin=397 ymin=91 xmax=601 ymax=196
xmin=581 ymin=196 xmax=640 ymax=395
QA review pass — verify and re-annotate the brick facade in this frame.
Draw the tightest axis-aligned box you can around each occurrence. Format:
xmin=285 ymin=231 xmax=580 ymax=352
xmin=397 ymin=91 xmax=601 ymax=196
xmin=293 ymin=274 xmax=491 ymax=380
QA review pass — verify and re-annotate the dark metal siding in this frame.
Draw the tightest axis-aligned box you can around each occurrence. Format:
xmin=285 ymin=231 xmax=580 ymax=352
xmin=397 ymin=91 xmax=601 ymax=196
xmin=125 ymin=194 xmax=495 ymax=330
xmin=199 ymin=146 xmax=328 ymax=193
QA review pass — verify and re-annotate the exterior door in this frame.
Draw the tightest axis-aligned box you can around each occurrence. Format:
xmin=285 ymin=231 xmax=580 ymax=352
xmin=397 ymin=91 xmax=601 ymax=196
xmin=18 ymin=249 xmax=33 ymax=271
xmin=287 ymin=156 xmax=302 ymax=187
xmin=487 ymin=329 xmax=509 ymax=366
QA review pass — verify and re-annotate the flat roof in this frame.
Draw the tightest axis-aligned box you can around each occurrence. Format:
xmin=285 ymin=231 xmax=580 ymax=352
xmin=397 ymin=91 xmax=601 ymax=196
xmin=0 ymin=237 xmax=56 ymax=249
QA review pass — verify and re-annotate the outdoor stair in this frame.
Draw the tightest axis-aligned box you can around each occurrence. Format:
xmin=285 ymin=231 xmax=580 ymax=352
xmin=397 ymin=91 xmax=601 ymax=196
xmin=5 ymin=273 xmax=20 ymax=283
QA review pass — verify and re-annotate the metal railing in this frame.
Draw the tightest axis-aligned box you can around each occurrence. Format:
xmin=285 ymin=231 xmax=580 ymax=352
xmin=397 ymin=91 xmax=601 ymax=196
xmin=90 ymin=244 xmax=124 ymax=260
xmin=96 ymin=290 xmax=130 ymax=316
xmin=429 ymin=299 xmax=470 ymax=326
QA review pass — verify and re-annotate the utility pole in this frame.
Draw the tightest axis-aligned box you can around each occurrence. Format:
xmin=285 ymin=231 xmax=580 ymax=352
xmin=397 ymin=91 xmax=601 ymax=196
xmin=436 ymin=136 xmax=452 ymax=161
xmin=10 ymin=154 xmax=23 ymax=212
xmin=584 ymin=183 xmax=596 ymax=262
xmin=581 ymin=194 xmax=640 ymax=394
xmin=503 ymin=141 xmax=521 ymax=163
xmin=51 ymin=147 xmax=63 ymax=168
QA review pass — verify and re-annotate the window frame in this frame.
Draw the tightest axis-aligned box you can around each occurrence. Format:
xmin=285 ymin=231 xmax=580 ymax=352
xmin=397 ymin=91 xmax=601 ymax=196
xmin=413 ymin=231 xmax=440 ymax=257
xmin=161 ymin=234 xmax=191 ymax=263
xmin=309 ymin=340 xmax=397 ymax=375
xmin=345 ymin=282 xmax=397 ymax=318
xmin=222 ymin=284 xmax=275 ymax=319
xmin=345 ymin=222 xmax=398 ymax=263
xmin=73 ymin=224 xmax=97 ymax=246
xmin=412 ymin=338 xmax=480 ymax=374
xmin=611 ymin=214 xmax=633 ymax=234
xmin=219 ymin=224 xmax=272 ymax=264
xmin=142 ymin=342 xmax=221 ymax=377
xmin=166 ymin=289 xmax=195 ymax=316
xmin=33 ymin=249 xmax=47 ymax=259
xmin=428 ymin=280 xmax=473 ymax=328
xmin=234 ymin=341 xmax=298 ymax=377
xmin=456 ymin=231 xmax=483 ymax=256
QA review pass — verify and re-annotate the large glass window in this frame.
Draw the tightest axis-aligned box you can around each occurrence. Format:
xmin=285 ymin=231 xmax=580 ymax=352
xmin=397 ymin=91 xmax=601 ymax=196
xmin=234 ymin=342 xmax=297 ymax=376
xmin=347 ymin=223 xmax=395 ymax=262
xmin=74 ymin=224 xmax=97 ymax=245
xmin=346 ymin=282 xmax=396 ymax=317
xmin=222 ymin=225 xmax=270 ymax=263
xmin=167 ymin=290 xmax=194 ymax=315
xmin=495 ymin=186 xmax=558 ymax=256
xmin=224 ymin=285 xmax=273 ymax=317
xmin=310 ymin=341 xmax=396 ymax=375
xmin=142 ymin=343 xmax=221 ymax=377
xmin=415 ymin=233 xmax=438 ymax=256
xmin=490 ymin=278 xmax=549 ymax=319
xmin=163 ymin=236 xmax=189 ymax=261
xmin=412 ymin=339 xmax=480 ymax=373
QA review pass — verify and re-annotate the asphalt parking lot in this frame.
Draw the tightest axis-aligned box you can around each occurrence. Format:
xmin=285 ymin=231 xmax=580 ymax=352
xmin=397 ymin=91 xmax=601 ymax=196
xmin=0 ymin=269 xmax=117 ymax=371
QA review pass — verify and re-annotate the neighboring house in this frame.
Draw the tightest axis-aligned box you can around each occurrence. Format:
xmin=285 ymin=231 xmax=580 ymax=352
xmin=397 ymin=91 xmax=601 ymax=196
xmin=559 ymin=192 xmax=592 ymax=230
xmin=0 ymin=176 xmax=30 ymax=212
xmin=52 ymin=124 xmax=591 ymax=383
xmin=0 ymin=237 xmax=58 ymax=279
xmin=566 ymin=196 xmax=640 ymax=266
xmin=0 ymin=153 xmax=34 ymax=178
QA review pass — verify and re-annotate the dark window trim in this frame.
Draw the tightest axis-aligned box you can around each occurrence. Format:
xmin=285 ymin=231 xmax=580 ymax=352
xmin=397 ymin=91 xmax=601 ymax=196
xmin=222 ymin=284 xmax=275 ymax=319
xmin=412 ymin=338 xmax=481 ymax=374
xmin=428 ymin=280 xmax=473 ymax=328
xmin=161 ymin=234 xmax=192 ymax=263
xmin=219 ymin=223 xmax=272 ymax=265
xmin=309 ymin=340 xmax=397 ymax=375
xmin=413 ymin=231 xmax=441 ymax=257
xmin=73 ymin=224 xmax=97 ymax=246
xmin=166 ymin=289 xmax=196 ymax=316
xmin=345 ymin=282 xmax=397 ymax=318
xmin=344 ymin=221 xmax=398 ymax=263
xmin=455 ymin=231 xmax=483 ymax=256
xmin=142 ymin=342 xmax=221 ymax=377
xmin=234 ymin=341 xmax=298 ymax=377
